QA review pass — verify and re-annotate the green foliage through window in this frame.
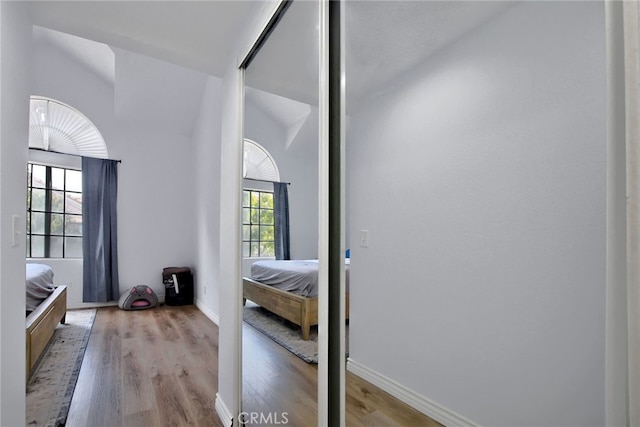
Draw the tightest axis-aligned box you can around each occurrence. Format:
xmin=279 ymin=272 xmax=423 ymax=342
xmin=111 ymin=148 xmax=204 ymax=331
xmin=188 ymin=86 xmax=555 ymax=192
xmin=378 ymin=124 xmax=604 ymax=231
xmin=27 ymin=163 xmax=82 ymax=258
xmin=242 ymin=190 xmax=274 ymax=257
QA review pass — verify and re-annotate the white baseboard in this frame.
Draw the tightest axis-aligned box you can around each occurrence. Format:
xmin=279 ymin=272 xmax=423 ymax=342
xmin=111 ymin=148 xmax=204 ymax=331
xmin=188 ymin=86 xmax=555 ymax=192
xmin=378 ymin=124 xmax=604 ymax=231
xmin=195 ymin=299 xmax=220 ymax=325
xmin=67 ymin=300 xmax=118 ymax=310
xmin=215 ymin=393 xmax=233 ymax=427
xmin=346 ymin=358 xmax=478 ymax=427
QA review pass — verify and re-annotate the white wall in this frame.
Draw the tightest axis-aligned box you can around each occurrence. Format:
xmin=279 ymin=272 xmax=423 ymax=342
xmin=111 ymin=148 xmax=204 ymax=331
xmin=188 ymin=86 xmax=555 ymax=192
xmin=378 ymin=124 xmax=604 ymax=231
xmin=30 ymin=33 xmax=204 ymax=303
xmin=193 ymin=75 xmax=223 ymax=323
xmin=275 ymin=110 xmax=319 ymax=259
xmin=347 ymin=2 xmax=606 ymax=426
xmin=111 ymin=56 xmax=203 ymax=301
xmin=111 ymin=123 xmax=197 ymax=299
xmin=30 ymin=30 xmax=115 ymax=135
xmin=0 ymin=2 xmax=31 ymax=424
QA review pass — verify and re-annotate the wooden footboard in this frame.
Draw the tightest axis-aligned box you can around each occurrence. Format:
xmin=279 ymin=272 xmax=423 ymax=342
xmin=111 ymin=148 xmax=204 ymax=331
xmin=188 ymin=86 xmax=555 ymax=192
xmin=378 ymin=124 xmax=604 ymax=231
xmin=243 ymin=278 xmax=349 ymax=341
xmin=26 ymin=285 xmax=67 ymax=381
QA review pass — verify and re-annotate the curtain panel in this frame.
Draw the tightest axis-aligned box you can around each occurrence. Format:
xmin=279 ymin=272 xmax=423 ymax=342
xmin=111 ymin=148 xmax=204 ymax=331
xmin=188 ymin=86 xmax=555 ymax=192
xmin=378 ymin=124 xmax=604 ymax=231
xmin=82 ymin=157 xmax=119 ymax=302
xmin=273 ymin=182 xmax=290 ymax=260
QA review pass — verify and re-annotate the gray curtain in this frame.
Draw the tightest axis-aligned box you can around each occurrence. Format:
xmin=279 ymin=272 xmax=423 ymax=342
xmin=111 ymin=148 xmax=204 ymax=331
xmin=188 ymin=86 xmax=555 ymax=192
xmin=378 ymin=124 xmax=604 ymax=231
xmin=82 ymin=157 xmax=119 ymax=302
xmin=273 ymin=182 xmax=290 ymax=260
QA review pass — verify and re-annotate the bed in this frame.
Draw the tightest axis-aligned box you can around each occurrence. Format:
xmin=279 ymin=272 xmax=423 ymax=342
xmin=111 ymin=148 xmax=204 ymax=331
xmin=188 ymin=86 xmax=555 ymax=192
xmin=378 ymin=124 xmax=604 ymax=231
xmin=243 ymin=259 xmax=349 ymax=340
xmin=25 ymin=263 xmax=67 ymax=381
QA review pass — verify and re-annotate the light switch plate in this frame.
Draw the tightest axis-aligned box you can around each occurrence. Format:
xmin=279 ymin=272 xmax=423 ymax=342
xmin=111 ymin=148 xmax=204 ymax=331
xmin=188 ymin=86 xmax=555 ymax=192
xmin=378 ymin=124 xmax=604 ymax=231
xmin=12 ymin=215 xmax=21 ymax=248
xmin=360 ymin=229 xmax=369 ymax=248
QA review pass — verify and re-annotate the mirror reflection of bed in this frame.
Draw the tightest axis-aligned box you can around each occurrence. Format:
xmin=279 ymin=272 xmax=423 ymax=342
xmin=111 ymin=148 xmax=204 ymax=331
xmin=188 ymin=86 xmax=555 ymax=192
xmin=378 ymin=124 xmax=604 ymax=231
xmin=25 ymin=263 xmax=67 ymax=381
xmin=243 ymin=258 xmax=349 ymax=340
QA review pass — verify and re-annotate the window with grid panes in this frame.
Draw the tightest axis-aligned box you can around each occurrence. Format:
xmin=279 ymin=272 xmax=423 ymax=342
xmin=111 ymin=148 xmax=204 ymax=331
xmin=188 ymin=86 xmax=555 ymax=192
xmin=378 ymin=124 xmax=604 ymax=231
xmin=242 ymin=190 xmax=275 ymax=257
xmin=27 ymin=163 xmax=83 ymax=258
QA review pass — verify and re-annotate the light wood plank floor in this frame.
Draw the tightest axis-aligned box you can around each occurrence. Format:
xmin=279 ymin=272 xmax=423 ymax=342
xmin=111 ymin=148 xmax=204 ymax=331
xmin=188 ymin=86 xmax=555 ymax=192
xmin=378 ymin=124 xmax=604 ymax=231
xmin=67 ymin=305 xmax=441 ymax=427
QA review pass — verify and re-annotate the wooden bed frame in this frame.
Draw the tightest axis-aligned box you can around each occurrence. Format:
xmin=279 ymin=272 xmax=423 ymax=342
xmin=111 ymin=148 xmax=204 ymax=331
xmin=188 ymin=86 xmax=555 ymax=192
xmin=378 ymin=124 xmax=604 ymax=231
xmin=243 ymin=277 xmax=348 ymax=340
xmin=26 ymin=285 xmax=67 ymax=381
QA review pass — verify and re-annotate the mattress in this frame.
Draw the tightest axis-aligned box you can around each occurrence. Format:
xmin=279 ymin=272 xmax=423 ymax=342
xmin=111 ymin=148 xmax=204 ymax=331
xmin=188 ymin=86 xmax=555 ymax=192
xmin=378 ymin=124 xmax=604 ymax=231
xmin=26 ymin=263 xmax=55 ymax=312
xmin=250 ymin=259 xmax=350 ymax=298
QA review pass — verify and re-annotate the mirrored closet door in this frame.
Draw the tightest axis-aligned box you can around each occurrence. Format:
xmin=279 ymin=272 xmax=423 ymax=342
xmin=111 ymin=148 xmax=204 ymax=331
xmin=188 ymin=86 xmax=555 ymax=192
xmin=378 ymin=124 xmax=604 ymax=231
xmin=240 ymin=1 xmax=321 ymax=425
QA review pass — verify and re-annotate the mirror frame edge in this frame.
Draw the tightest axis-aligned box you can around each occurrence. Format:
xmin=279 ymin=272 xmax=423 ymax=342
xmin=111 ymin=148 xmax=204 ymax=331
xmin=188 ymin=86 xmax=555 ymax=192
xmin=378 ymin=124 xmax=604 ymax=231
xmin=233 ymin=1 xmax=298 ymax=427
xmin=234 ymin=1 xmax=344 ymax=425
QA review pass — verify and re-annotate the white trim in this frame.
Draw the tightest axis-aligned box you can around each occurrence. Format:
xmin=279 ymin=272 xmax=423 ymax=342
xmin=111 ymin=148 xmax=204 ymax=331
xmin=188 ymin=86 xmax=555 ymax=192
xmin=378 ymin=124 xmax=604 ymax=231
xmin=67 ymin=300 xmax=118 ymax=310
xmin=605 ymin=1 xmax=631 ymax=426
xmin=215 ymin=393 xmax=233 ymax=427
xmin=338 ymin=1 xmax=347 ymax=423
xmin=624 ymin=2 xmax=640 ymax=424
xmin=195 ymin=299 xmax=219 ymax=326
xmin=27 ymin=149 xmax=81 ymax=170
xmin=317 ymin=0 xmax=330 ymax=425
xmin=346 ymin=358 xmax=479 ymax=427
xmin=232 ymin=66 xmax=245 ymax=427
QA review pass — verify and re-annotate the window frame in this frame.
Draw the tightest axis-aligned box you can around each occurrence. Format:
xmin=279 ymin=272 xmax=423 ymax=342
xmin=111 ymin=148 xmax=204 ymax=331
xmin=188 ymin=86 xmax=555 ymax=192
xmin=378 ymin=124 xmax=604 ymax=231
xmin=26 ymin=162 xmax=83 ymax=258
xmin=242 ymin=189 xmax=275 ymax=258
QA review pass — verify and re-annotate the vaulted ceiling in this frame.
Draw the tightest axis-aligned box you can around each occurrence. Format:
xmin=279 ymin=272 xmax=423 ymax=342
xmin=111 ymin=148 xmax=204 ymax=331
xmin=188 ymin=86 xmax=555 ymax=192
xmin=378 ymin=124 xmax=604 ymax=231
xmin=28 ymin=1 xmax=261 ymax=77
xmin=28 ymin=1 xmax=264 ymax=139
xmin=26 ymin=1 xmax=514 ymax=140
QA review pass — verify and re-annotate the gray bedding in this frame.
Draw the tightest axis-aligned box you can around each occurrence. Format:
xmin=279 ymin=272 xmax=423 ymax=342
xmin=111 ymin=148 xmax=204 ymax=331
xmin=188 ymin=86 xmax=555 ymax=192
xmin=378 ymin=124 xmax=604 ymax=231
xmin=26 ymin=263 xmax=55 ymax=312
xmin=250 ymin=259 xmax=350 ymax=298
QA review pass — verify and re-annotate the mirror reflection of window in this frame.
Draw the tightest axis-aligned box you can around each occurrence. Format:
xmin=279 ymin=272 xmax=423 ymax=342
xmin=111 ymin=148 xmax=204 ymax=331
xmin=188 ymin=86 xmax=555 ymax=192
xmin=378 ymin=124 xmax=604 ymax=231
xmin=243 ymin=139 xmax=280 ymax=181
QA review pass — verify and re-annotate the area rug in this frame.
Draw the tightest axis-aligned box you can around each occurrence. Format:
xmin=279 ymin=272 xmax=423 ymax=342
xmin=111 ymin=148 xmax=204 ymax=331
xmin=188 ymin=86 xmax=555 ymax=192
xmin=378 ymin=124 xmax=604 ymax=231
xmin=26 ymin=309 xmax=96 ymax=427
xmin=243 ymin=304 xmax=348 ymax=364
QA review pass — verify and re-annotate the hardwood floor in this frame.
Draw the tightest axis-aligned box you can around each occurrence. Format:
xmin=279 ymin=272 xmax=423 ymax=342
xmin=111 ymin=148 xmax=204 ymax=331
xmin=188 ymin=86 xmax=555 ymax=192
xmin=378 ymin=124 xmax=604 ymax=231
xmin=67 ymin=305 xmax=441 ymax=427
xmin=67 ymin=306 xmax=221 ymax=427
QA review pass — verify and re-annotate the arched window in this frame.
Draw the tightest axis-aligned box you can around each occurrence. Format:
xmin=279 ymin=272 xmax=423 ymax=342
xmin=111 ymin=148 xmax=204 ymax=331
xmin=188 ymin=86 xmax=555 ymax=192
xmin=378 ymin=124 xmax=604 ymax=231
xmin=27 ymin=96 xmax=108 ymax=258
xmin=29 ymin=96 xmax=108 ymax=159
xmin=242 ymin=140 xmax=280 ymax=257
xmin=243 ymin=139 xmax=280 ymax=182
